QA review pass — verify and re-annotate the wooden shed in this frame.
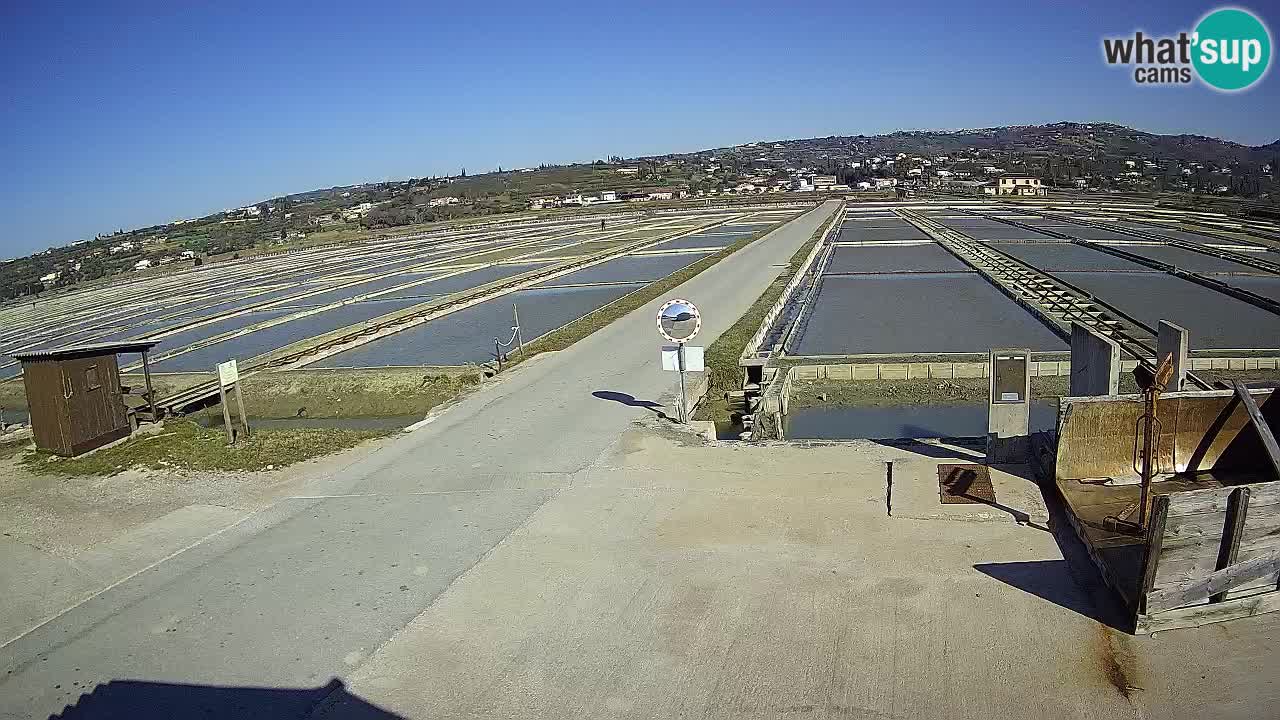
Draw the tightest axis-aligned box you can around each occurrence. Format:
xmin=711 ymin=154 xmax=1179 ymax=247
xmin=13 ymin=341 xmax=159 ymax=457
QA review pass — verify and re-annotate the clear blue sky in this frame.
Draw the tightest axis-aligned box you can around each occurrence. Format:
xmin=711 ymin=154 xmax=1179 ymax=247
xmin=2 ymin=0 xmax=1277 ymax=255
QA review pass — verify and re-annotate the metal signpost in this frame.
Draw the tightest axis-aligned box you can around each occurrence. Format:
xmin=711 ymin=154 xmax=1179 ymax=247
xmin=657 ymin=298 xmax=703 ymax=423
xmin=216 ymin=359 xmax=250 ymax=444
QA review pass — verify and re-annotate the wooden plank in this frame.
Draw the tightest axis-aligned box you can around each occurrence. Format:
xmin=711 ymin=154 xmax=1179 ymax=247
xmin=1155 ymin=499 xmax=1280 ymax=581
xmin=1145 ymin=550 xmax=1280 ymax=613
xmin=1231 ymin=380 xmax=1280 ymax=480
xmin=1139 ymin=495 xmax=1170 ymax=614
xmin=1164 ymin=481 xmax=1280 ymax=517
xmin=1154 ymin=532 xmax=1280 ymax=589
xmin=1136 ymin=587 xmax=1280 ymax=634
xmin=1212 ymin=487 xmax=1250 ymax=603
xmin=218 ymin=383 xmax=234 ymax=445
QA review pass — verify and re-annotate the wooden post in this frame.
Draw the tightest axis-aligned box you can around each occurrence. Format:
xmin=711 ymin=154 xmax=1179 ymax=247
xmin=218 ymin=382 xmax=234 ymax=445
xmin=1211 ymin=487 xmax=1251 ymax=603
xmin=1231 ymin=381 xmax=1280 ymax=480
xmin=1138 ymin=494 xmax=1170 ymax=615
xmin=141 ymin=349 xmax=157 ymax=420
xmin=234 ymin=382 xmax=250 ymax=439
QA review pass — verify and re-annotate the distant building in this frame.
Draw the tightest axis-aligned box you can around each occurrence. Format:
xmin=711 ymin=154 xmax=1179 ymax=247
xmin=645 ymin=187 xmax=682 ymax=201
xmin=134 ymin=259 xmax=152 ymax=270
xmin=615 ymin=167 xmax=640 ymax=175
xmin=811 ymin=175 xmax=837 ymax=190
xmin=528 ymin=197 xmax=561 ymax=210
xmin=996 ymin=175 xmax=1046 ymax=196
xmin=428 ymin=197 xmax=461 ymax=208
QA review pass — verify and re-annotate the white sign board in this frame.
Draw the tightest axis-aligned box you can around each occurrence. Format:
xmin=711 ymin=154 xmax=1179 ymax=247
xmin=217 ymin=359 xmax=239 ymax=388
xmin=661 ymin=345 xmax=704 ymax=372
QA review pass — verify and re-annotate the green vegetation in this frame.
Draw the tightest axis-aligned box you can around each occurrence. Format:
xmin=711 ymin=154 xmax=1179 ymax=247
xmin=0 ymin=438 xmax=27 ymax=461
xmin=20 ymin=421 xmax=391 ymax=476
xmin=692 ymin=211 xmax=838 ymax=424
xmin=216 ymin=368 xmax=482 ymax=419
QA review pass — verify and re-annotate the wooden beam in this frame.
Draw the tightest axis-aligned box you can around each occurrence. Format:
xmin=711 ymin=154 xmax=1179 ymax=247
xmin=140 ymin=349 xmax=157 ymax=420
xmin=1136 ymin=589 xmax=1280 ymax=634
xmin=1212 ymin=487 xmax=1251 ymax=603
xmin=1145 ymin=550 xmax=1280 ymax=613
xmin=1138 ymin=494 xmax=1170 ymax=615
xmin=1230 ymin=381 xmax=1280 ymax=480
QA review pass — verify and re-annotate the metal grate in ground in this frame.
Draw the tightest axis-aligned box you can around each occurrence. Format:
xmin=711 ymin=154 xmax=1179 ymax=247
xmin=938 ymin=464 xmax=996 ymax=504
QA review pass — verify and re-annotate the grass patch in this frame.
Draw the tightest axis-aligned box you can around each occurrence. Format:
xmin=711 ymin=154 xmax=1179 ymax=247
xmin=0 ymin=439 xmax=28 ymax=461
xmin=512 ymin=215 xmax=798 ymax=359
xmin=692 ymin=210 xmax=839 ymax=424
xmin=21 ymin=420 xmax=391 ymax=477
xmin=232 ymin=369 xmax=481 ymax=418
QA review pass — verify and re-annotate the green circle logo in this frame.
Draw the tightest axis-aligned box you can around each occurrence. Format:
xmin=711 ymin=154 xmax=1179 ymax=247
xmin=1193 ymin=8 xmax=1272 ymax=91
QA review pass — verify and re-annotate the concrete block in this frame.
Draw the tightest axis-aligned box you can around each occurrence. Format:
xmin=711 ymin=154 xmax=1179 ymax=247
xmin=1069 ymin=323 xmax=1120 ymax=396
xmin=852 ymin=364 xmax=877 ymax=380
xmin=1261 ymin=358 xmax=1278 ymax=370
xmin=928 ymin=363 xmax=954 ymax=379
xmin=826 ymin=364 xmax=850 ymax=381
xmin=1212 ymin=358 xmax=1228 ymax=370
xmin=1121 ymin=360 xmax=1138 ymax=371
xmin=1246 ymin=359 xmax=1259 ymax=370
xmin=794 ymin=365 xmax=818 ymax=380
xmin=955 ymin=363 xmax=984 ymax=379
xmin=1192 ymin=358 xmax=1211 ymax=370
xmin=1156 ymin=320 xmax=1189 ymax=392
xmin=1228 ymin=358 xmax=1246 ymax=371
xmin=908 ymin=363 xmax=929 ymax=379
xmin=880 ymin=364 xmax=908 ymax=380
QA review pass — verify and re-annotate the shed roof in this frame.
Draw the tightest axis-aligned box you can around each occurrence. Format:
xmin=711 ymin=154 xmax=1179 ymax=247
xmin=12 ymin=340 xmax=160 ymax=362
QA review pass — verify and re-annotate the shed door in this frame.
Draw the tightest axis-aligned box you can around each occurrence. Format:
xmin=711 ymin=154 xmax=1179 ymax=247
xmin=61 ymin=356 xmax=127 ymax=446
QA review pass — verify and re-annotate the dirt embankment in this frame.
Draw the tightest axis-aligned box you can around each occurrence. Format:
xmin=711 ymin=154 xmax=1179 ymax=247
xmin=1 ymin=367 xmax=482 ymax=419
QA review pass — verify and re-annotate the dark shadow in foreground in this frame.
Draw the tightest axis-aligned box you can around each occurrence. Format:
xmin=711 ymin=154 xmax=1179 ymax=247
xmin=974 ymin=559 xmax=1130 ymax=633
xmin=48 ymin=678 xmax=402 ymax=720
xmin=592 ymin=391 xmax=669 ymax=419
xmin=872 ymin=436 xmax=986 ymax=461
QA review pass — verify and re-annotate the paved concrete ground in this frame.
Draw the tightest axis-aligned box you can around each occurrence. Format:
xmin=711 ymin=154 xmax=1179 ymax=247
xmin=317 ymin=432 xmax=1280 ymax=720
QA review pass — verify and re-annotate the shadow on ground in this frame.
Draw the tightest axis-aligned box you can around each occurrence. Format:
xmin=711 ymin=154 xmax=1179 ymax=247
xmin=48 ymin=678 xmax=401 ymax=720
xmin=592 ymin=391 xmax=669 ymax=419
xmin=873 ymin=437 xmax=986 ymax=461
xmin=974 ymin=493 xmax=1134 ymax=634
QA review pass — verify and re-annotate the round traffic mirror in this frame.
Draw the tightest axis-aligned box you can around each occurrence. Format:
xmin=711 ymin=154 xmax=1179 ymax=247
xmin=657 ymin=298 xmax=701 ymax=343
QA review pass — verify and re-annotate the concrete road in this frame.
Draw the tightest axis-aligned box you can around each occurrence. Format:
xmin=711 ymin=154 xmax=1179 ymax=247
xmin=0 ymin=201 xmax=841 ymax=719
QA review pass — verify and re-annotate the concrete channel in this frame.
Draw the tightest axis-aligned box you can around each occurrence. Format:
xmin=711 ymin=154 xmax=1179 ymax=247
xmin=733 ymin=199 xmax=1280 ymax=442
